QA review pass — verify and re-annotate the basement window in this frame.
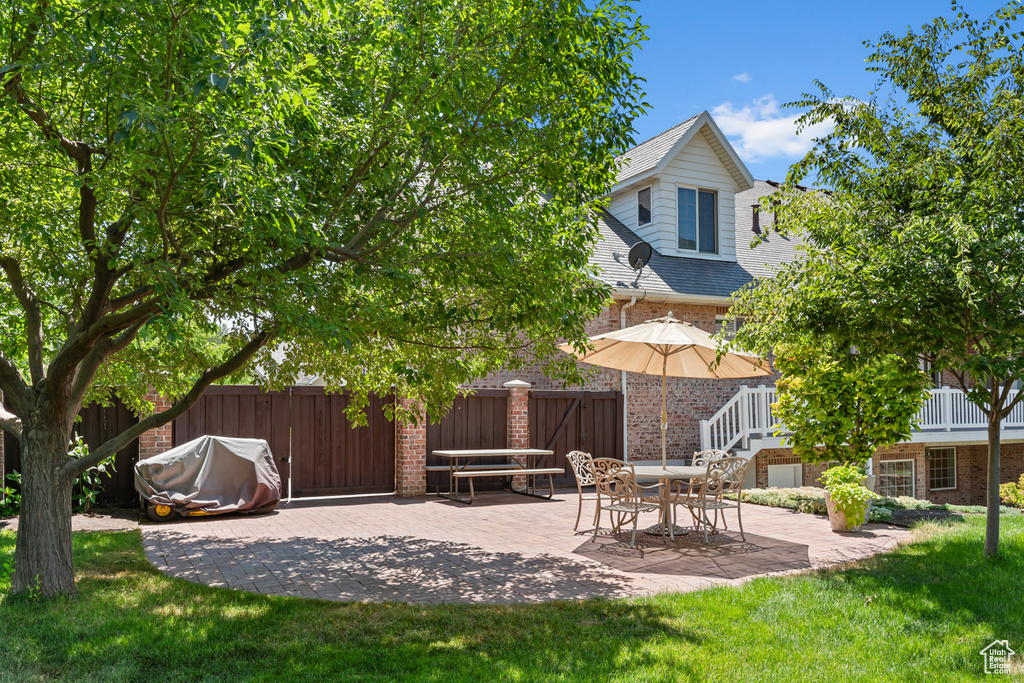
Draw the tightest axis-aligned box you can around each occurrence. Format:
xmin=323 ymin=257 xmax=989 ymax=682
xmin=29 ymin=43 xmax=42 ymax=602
xmin=928 ymin=447 xmax=956 ymax=491
xmin=877 ymin=459 xmax=915 ymax=498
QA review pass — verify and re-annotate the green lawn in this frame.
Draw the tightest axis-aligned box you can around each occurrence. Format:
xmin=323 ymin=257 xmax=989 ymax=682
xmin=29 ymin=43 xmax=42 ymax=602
xmin=1 ymin=516 xmax=1021 ymax=682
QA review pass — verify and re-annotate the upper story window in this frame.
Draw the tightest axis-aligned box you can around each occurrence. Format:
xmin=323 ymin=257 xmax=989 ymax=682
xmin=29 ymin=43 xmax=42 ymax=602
xmin=715 ymin=315 xmax=746 ymax=340
xmin=678 ymin=187 xmax=717 ymax=254
xmin=637 ymin=187 xmax=652 ymax=226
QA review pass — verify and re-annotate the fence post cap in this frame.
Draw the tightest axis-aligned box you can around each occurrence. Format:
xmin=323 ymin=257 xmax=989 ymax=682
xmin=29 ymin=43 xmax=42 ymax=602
xmin=503 ymin=380 xmax=531 ymax=389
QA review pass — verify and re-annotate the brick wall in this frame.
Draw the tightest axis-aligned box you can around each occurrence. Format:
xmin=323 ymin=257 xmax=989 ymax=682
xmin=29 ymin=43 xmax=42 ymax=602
xmin=467 ymin=299 xmax=777 ymax=462
xmin=139 ymin=389 xmax=173 ymax=461
xmin=505 ymin=380 xmax=530 ymax=489
xmin=751 ymin=441 xmax=1024 ymax=506
xmin=395 ymin=398 xmax=427 ymax=497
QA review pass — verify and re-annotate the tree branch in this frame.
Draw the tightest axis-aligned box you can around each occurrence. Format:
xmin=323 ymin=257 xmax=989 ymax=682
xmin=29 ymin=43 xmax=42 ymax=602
xmin=64 ymin=328 xmax=275 ymax=477
xmin=0 ymin=355 xmax=33 ymax=418
xmin=0 ymin=404 xmax=22 ymax=439
xmin=0 ymin=255 xmax=46 ymax=384
xmin=67 ymin=317 xmax=151 ymax=416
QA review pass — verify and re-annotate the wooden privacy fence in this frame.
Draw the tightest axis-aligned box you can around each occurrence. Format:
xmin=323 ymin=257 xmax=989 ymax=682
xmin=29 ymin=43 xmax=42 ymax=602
xmin=425 ymin=389 xmax=508 ymax=492
xmin=3 ymin=398 xmax=140 ymax=507
xmin=529 ymin=390 xmax=623 ymax=488
xmin=173 ymin=386 xmax=396 ymax=497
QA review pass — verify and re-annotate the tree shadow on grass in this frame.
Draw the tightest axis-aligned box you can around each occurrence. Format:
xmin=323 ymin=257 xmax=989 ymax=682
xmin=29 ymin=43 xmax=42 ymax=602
xmin=0 ymin=530 xmax=701 ymax=682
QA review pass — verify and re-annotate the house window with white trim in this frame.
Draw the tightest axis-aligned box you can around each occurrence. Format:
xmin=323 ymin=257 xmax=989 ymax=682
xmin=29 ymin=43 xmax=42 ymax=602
xmin=928 ymin=447 xmax=957 ymax=491
xmin=715 ymin=315 xmax=747 ymax=340
xmin=637 ymin=187 xmax=652 ymax=226
xmin=877 ymin=459 xmax=915 ymax=498
xmin=678 ymin=187 xmax=717 ymax=254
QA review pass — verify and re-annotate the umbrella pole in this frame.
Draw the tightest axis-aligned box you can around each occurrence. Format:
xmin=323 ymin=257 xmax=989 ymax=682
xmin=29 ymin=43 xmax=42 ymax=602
xmin=661 ymin=355 xmax=667 ymax=468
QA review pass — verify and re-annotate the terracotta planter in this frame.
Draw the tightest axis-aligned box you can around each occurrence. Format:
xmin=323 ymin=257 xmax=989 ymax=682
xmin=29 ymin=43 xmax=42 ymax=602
xmin=823 ymin=490 xmax=871 ymax=533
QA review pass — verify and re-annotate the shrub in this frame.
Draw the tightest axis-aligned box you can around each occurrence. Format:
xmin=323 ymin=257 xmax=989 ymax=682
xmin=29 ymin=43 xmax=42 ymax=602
xmin=0 ymin=436 xmax=113 ymax=517
xmin=733 ymin=487 xmax=1014 ymax=523
xmin=999 ymin=475 xmax=1024 ymax=509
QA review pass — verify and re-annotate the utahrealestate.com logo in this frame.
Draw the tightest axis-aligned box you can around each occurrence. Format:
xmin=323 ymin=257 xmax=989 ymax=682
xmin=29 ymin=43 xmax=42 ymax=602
xmin=981 ymin=640 xmax=1016 ymax=675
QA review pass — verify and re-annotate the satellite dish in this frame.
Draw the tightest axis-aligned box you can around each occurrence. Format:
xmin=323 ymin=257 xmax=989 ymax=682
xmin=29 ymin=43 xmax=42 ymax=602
xmin=627 ymin=241 xmax=653 ymax=271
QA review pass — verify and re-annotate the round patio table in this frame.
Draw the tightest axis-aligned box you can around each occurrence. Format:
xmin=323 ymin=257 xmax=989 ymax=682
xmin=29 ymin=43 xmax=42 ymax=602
xmin=630 ymin=464 xmax=706 ymax=541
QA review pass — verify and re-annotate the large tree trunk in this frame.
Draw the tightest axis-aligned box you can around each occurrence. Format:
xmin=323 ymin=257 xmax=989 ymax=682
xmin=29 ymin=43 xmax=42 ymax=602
xmin=984 ymin=412 xmax=1001 ymax=559
xmin=11 ymin=419 xmax=76 ymax=597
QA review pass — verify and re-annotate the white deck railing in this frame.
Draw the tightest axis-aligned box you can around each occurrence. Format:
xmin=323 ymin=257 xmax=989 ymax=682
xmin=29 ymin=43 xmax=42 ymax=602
xmin=700 ymin=385 xmax=779 ymax=452
xmin=700 ymin=385 xmax=1022 ymax=452
xmin=916 ymin=387 xmax=1024 ymax=430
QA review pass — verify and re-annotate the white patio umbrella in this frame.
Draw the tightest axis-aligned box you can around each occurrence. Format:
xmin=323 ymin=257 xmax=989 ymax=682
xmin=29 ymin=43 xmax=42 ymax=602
xmin=559 ymin=312 xmax=772 ymax=467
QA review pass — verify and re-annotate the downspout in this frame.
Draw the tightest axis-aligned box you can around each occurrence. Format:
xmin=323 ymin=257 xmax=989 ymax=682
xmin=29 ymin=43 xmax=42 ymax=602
xmin=620 ymin=296 xmax=637 ymax=461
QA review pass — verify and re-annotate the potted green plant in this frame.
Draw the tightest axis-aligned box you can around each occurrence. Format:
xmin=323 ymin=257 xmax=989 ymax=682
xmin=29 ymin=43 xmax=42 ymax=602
xmin=819 ymin=464 xmax=877 ymax=532
xmin=762 ymin=343 xmax=930 ymax=532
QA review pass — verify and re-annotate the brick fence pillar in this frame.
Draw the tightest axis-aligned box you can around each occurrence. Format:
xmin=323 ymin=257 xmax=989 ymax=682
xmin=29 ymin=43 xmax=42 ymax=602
xmin=504 ymin=380 xmax=531 ymax=489
xmin=139 ymin=388 xmax=174 ymax=461
xmin=395 ymin=398 xmax=427 ymax=497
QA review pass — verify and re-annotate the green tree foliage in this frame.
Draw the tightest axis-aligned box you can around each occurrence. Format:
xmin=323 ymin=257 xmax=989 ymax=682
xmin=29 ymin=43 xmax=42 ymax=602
xmin=0 ymin=0 xmax=646 ymax=595
xmin=772 ymin=345 xmax=929 ymax=466
xmin=732 ymin=2 xmax=1024 ymax=557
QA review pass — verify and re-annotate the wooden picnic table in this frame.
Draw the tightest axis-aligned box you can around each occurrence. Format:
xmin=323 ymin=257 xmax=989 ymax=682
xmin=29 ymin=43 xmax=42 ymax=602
xmin=431 ymin=448 xmax=563 ymax=504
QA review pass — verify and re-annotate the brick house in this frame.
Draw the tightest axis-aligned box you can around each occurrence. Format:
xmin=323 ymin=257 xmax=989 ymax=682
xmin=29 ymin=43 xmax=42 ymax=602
xmin=465 ymin=110 xmax=1024 ymax=505
xmin=16 ymin=111 xmax=1015 ymax=507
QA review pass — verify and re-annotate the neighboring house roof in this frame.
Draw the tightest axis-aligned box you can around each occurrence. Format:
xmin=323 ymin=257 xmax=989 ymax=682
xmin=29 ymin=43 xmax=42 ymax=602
xmin=593 ymin=180 xmax=803 ymax=301
xmin=613 ymin=110 xmax=755 ymax=193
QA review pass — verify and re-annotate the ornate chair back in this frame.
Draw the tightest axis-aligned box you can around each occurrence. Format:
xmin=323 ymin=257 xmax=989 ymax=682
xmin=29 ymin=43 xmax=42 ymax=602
xmin=566 ymin=450 xmax=595 ymax=489
xmin=591 ymin=459 xmax=640 ymax=506
xmin=699 ymin=457 xmax=748 ymax=499
xmin=692 ymin=449 xmax=729 ymax=467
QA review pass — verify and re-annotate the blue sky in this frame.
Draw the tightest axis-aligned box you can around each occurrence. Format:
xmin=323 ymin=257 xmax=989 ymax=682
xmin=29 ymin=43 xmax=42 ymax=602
xmin=629 ymin=0 xmax=1009 ymax=182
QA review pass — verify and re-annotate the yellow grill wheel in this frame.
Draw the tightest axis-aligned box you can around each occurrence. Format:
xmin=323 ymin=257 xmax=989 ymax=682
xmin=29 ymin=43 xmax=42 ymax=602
xmin=147 ymin=503 xmax=177 ymax=522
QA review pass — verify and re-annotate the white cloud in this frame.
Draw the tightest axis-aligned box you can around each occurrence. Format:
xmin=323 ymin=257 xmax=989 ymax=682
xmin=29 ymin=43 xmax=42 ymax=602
xmin=711 ymin=95 xmax=833 ymax=162
xmin=732 ymin=72 xmax=752 ymax=83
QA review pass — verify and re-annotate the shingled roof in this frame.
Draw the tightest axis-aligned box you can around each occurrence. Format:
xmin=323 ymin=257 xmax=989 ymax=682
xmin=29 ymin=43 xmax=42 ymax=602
xmin=592 ymin=180 xmax=802 ymax=300
xmin=614 ymin=114 xmax=700 ymax=183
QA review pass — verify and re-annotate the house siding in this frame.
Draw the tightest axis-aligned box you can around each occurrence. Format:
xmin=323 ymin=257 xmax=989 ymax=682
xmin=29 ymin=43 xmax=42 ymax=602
xmin=607 ymin=125 xmax=739 ymax=261
xmin=657 ymin=127 xmax=738 ymax=261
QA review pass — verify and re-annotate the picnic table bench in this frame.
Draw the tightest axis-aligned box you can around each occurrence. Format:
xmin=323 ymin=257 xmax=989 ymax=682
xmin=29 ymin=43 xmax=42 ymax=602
xmin=431 ymin=448 xmax=562 ymax=504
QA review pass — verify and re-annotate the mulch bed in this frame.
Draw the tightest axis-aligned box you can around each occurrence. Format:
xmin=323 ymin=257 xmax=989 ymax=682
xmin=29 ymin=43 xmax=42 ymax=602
xmin=886 ymin=508 xmax=963 ymax=527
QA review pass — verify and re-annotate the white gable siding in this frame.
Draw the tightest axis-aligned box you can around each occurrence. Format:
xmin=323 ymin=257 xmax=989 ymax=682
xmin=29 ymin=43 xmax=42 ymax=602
xmin=659 ymin=127 xmax=738 ymax=261
xmin=608 ymin=184 xmax=661 ymax=246
xmin=606 ymin=124 xmax=742 ymax=261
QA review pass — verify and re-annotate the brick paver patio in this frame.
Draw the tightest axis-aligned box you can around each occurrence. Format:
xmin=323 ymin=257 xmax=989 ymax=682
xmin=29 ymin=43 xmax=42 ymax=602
xmin=141 ymin=490 xmax=909 ymax=604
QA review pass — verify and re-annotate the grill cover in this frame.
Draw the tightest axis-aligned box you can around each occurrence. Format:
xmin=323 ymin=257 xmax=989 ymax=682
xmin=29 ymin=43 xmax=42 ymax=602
xmin=135 ymin=435 xmax=281 ymax=514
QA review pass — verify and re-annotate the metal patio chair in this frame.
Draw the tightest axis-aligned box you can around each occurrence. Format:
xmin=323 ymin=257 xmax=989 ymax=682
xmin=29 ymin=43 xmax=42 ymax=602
xmin=673 ymin=456 xmax=752 ymax=544
xmin=566 ymin=450 xmax=600 ymax=531
xmin=591 ymin=458 xmax=660 ymax=548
